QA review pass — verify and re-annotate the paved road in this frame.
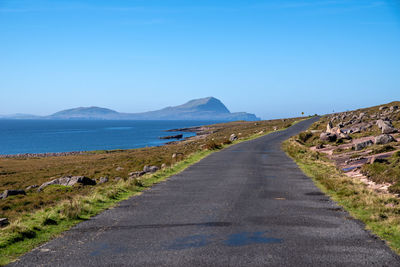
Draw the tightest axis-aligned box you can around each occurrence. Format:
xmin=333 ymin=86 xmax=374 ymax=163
xmin=11 ymin=118 xmax=400 ymax=266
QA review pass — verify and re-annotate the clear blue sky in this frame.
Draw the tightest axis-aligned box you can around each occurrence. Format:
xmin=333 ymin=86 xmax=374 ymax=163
xmin=1 ymin=0 xmax=399 ymax=119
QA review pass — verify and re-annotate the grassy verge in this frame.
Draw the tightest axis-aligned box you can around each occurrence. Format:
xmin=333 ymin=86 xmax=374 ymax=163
xmin=283 ymin=139 xmax=400 ymax=254
xmin=0 ymin=118 xmax=306 ymax=265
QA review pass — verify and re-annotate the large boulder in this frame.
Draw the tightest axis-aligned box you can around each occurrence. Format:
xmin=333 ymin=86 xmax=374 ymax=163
xmin=375 ymin=134 xmax=396 ymax=145
xmin=0 ymin=189 xmax=26 ymax=199
xmin=376 ymin=119 xmax=397 ymax=134
xmin=38 ymin=176 xmax=96 ymax=192
xmin=353 ymin=140 xmax=374 ymax=151
xmin=320 ymin=132 xmax=337 ymax=142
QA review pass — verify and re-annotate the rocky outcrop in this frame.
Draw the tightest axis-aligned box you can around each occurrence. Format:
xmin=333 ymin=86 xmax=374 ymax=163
xmin=0 ymin=189 xmax=26 ymax=199
xmin=38 ymin=176 xmax=96 ymax=192
xmin=354 ymin=140 xmax=374 ymax=151
xmin=375 ymin=134 xmax=396 ymax=145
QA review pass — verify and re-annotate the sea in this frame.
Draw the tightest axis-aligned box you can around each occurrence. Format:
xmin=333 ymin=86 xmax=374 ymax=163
xmin=0 ymin=120 xmax=218 ymax=155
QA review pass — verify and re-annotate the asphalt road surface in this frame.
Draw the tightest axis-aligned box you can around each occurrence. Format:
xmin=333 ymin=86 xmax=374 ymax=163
xmin=11 ymin=118 xmax=400 ymax=266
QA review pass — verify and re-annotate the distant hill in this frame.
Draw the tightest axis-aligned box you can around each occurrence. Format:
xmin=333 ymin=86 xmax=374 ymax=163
xmin=50 ymin=107 xmax=120 ymax=120
xmin=1 ymin=97 xmax=260 ymax=121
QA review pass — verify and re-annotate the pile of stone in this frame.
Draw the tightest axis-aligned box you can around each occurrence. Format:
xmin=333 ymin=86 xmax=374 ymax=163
xmin=319 ymin=122 xmax=351 ymax=142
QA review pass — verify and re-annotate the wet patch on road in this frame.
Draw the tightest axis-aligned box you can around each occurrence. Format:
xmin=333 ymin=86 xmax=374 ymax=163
xmin=224 ymin=231 xmax=282 ymax=247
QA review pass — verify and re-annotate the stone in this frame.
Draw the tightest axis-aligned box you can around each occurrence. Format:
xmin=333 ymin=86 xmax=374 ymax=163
xmin=390 ymin=105 xmax=398 ymax=112
xmin=381 ymin=124 xmax=397 ymax=134
xmin=98 ymin=177 xmax=109 ymax=184
xmin=129 ymin=171 xmax=146 ymax=178
xmin=316 ymin=144 xmax=324 ymax=149
xmin=26 ymin=185 xmax=38 ymax=190
xmin=172 ymin=152 xmax=183 ymax=159
xmin=0 ymin=189 xmax=26 ymax=199
xmin=376 ymin=119 xmax=397 ymax=134
xmin=338 ymin=133 xmax=351 ymax=140
xmin=143 ymin=165 xmax=159 ymax=173
xmin=326 ymin=122 xmax=333 ymax=133
xmin=161 ymin=163 xmax=167 ymax=169
xmin=353 ymin=140 xmax=374 ymax=151
xmin=115 ymin=166 xmax=124 ymax=171
xmin=379 ymin=106 xmax=388 ymax=111
xmin=0 ymin=218 xmax=9 ymax=227
xmin=229 ymin=134 xmax=238 ymax=142
xmin=320 ymin=132 xmax=337 ymax=142
xmin=374 ymin=134 xmax=396 ymax=145
xmin=38 ymin=176 xmax=96 ymax=192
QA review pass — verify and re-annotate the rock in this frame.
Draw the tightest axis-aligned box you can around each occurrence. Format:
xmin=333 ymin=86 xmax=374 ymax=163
xmin=376 ymin=119 xmax=397 ymax=134
xmin=382 ymin=124 xmax=397 ymax=134
xmin=143 ymin=165 xmax=159 ymax=173
xmin=160 ymin=134 xmax=183 ymax=140
xmin=376 ymin=119 xmax=391 ymax=128
xmin=379 ymin=106 xmax=388 ymax=111
xmin=38 ymin=176 xmax=96 ymax=192
xmin=0 ymin=189 xmax=26 ymax=199
xmin=316 ymin=144 xmax=324 ymax=149
xmin=326 ymin=122 xmax=333 ymax=133
xmin=390 ymin=105 xmax=398 ymax=112
xmin=368 ymin=157 xmax=376 ymax=164
xmin=229 ymin=134 xmax=238 ymax=142
xmin=172 ymin=153 xmax=183 ymax=159
xmin=273 ymin=126 xmax=278 ymax=131
xmin=26 ymin=185 xmax=38 ymax=190
xmin=374 ymin=134 xmax=396 ymax=145
xmin=0 ymin=218 xmax=9 ymax=227
xmin=129 ymin=171 xmax=146 ymax=178
xmin=161 ymin=163 xmax=167 ymax=169
xmin=320 ymin=132 xmax=337 ymax=142
xmin=353 ymin=140 xmax=374 ymax=151
xmin=98 ymin=177 xmax=109 ymax=184
xmin=114 ymin=177 xmax=122 ymax=182
xmin=338 ymin=133 xmax=351 ymax=140
xmin=115 ymin=166 xmax=124 ymax=171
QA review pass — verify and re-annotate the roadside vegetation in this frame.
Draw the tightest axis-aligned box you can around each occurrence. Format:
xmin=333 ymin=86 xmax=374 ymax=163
xmin=283 ymin=107 xmax=400 ymax=254
xmin=0 ymin=117 xmax=301 ymax=265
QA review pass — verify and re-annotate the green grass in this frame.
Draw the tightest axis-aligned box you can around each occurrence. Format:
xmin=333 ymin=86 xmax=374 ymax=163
xmin=283 ymin=139 xmax=400 ymax=255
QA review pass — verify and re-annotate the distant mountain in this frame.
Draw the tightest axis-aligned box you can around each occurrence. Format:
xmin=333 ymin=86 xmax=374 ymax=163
xmin=1 ymin=97 xmax=260 ymax=121
xmin=50 ymin=107 xmax=120 ymax=120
